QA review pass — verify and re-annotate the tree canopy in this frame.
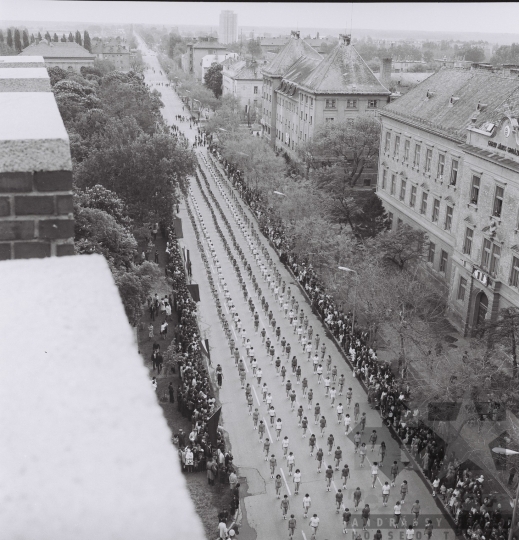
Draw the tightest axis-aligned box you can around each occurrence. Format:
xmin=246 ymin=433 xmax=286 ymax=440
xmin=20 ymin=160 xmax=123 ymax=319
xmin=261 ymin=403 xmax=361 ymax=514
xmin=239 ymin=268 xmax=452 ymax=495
xmin=204 ymin=62 xmax=223 ymax=98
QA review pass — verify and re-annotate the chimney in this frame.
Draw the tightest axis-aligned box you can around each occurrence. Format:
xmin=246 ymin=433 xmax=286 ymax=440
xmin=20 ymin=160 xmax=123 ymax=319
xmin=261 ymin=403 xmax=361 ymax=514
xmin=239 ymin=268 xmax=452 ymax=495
xmin=380 ymin=56 xmax=392 ymax=90
xmin=339 ymin=34 xmax=351 ymax=46
xmin=0 ymin=56 xmax=74 ymax=260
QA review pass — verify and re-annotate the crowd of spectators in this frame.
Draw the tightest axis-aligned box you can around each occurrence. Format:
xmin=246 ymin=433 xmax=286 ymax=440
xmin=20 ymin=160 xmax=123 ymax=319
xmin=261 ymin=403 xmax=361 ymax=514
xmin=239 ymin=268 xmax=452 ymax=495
xmin=206 ymin=146 xmax=515 ymax=540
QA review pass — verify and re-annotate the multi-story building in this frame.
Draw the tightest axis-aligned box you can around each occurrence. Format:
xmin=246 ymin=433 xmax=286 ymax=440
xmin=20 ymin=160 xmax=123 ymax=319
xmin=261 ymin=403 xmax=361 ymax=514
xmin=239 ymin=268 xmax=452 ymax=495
xmin=91 ymin=38 xmax=131 ymax=71
xmin=18 ymin=40 xmax=95 ymax=72
xmin=376 ymin=67 xmax=519 ymax=333
xmin=222 ymin=58 xmax=265 ymax=117
xmin=201 ymin=52 xmax=238 ymax=81
xmin=219 ymin=10 xmax=237 ymax=45
xmin=181 ymin=38 xmax=228 ymax=81
xmin=261 ymin=32 xmax=390 ymax=188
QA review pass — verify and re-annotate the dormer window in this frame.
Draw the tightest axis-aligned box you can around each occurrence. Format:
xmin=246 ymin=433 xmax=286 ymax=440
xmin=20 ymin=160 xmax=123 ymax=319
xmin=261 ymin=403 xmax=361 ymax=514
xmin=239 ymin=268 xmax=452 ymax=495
xmin=426 ymin=90 xmax=435 ymax=99
xmin=477 ymin=101 xmax=488 ymax=112
xmin=449 ymin=96 xmax=460 ymax=106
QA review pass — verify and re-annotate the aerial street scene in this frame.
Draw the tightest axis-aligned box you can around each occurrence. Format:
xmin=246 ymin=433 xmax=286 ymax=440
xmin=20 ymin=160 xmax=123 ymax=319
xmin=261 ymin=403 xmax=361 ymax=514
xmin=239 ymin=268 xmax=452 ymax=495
xmin=2 ymin=1 xmax=519 ymax=539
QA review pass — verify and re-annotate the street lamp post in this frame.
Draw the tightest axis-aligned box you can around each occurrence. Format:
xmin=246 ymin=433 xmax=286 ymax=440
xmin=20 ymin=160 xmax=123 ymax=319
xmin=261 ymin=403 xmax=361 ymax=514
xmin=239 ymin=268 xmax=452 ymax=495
xmin=338 ymin=266 xmax=359 ymax=335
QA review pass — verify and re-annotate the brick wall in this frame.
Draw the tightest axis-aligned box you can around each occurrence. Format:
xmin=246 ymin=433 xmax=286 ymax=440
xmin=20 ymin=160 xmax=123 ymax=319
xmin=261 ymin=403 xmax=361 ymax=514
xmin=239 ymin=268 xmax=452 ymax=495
xmin=0 ymin=171 xmax=74 ymax=259
xmin=0 ymin=57 xmax=74 ymax=260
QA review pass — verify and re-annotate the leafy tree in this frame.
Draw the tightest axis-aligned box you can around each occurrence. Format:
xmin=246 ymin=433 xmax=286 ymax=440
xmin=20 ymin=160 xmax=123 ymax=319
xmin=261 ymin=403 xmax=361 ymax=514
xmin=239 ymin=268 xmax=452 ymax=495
xmin=204 ymin=62 xmax=223 ymax=98
xmin=45 ymin=31 xmax=51 ymax=42
xmin=47 ymin=66 xmax=68 ymax=86
xmin=37 ymin=32 xmax=42 ymax=41
xmin=30 ymin=33 xmax=35 ymax=44
xmin=355 ymin=191 xmax=390 ymax=239
xmin=83 ymin=30 xmax=91 ymax=52
xmin=93 ymin=58 xmax=116 ymax=75
xmin=301 ymin=115 xmax=381 ymax=230
xmin=52 ymin=78 xmax=101 ymax=122
xmin=247 ymin=38 xmax=261 ymax=58
xmin=14 ymin=28 xmax=22 ymax=52
xmin=75 ymin=185 xmax=133 ymax=229
xmin=462 ymin=46 xmax=485 ymax=62
xmin=478 ymin=307 xmax=519 ymax=379
xmin=74 ymin=205 xmax=138 ymax=269
xmin=365 ymin=223 xmax=428 ymax=271
xmin=0 ymin=29 xmax=4 ymax=43
xmin=68 ymin=32 xmax=74 ymax=42
xmin=53 ymin=33 xmax=59 ymax=42
xmin=75 ymin=30 xmax=82 ymax=46
xmin=22 ymin=30 xmax=29 ymax=49
xmin=61 ymin=33 xmax=66 ymax=42
xmin=74 ymin=131 xmax=196 ymax=224
xmin=113 ymin=262 xmax=162 ymax=326
xmin=7 ymin=29 xmax=13 ymax=49
xmin=491 ymin=43 xmax=519 ymax=66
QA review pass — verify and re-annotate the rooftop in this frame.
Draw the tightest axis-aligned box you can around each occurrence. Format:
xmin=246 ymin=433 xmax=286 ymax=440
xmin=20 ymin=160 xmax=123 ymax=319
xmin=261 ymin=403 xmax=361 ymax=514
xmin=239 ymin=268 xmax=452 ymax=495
xmin=224 ymin=60 xmax=263 ymax=80
xmin=19 ymin=41 xmax=96 ymax=59
xmin=297 ymin=36 xmax=390 ymax=95
xmin=382 ymin=68 xmax=519 ymax=140
xmin=192 ymin=41 xmax=227 ymax=50
xmin=262 ymin=31 xmax=322 ymax=78
xmin=0 ymin=55 xmax=45 ymax=68
xmin=0 ymin=92 xmax=71 ymax=172
xmin=0 ymin=254 xmax=204 ymax=539
xmin=91 ymin=43 xmax=130 ymax=55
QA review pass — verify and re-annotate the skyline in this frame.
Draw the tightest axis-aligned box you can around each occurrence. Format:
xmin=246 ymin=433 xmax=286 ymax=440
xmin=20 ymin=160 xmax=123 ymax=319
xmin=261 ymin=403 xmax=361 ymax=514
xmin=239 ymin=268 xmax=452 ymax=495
xmin=2 ymin=2 xmax=519 ymax=36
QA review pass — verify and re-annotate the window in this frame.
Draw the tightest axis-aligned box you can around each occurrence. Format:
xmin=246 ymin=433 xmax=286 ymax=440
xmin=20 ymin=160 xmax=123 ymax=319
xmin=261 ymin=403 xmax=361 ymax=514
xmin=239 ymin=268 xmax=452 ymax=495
xmin=463 ymin=228 xmax=473 ymax=255
xmin=310 ymin=116 xmax=312 ymax=125
xmin=254 ymin=86 xmax=258 ymax=94
xmin=382 ymin=169 xmax=387 ymax=189
xmin=394 ymin=136 xmax=400 ymax=159
xmin=458 ymin=277 xmax=467 ymax=302
xmin=305 ymin=114 xmax=307 ymax=121
xmin=403 ymin=140 xmax=410 ymax=163
xmin=490 ymin=244 xmax=501 ymax=275
xmin=493 ymin=185 xmax=504 ymax=218
xmin=510 ymin=256 xmax=519 ymax=288
xmin=346 ymin=99 xmax=357 ymax=108
xmin=388 ymin=211 xmax=393 ymax=228
xmin=410 ymin=185 xmax=417 ymax=208
xmin=390 ymin=174 xmax=396 ymax=195
xmin=471 ymin=175 xmax=480 ymax=205
xmin=364 ymin=177 xmax=372 ymax=187
xmin=420 ymin=192 xmax=428 ymax=215
xmin=481 ymin=238 xmax=492 ymax=269
xmin=413 ymin=144 xmax=421 ymax=167
xmin=444 ymin=206 xmax=453 ymax=231
xmin=439 ymin=250 xmax=448 ymax=274
xmin=325 ymin=118 xmax=334 ymax=123
xmin=325 ymin=99 xmax=336 ymax=108
xmin=368 ymin=100 xmax=378 ymax=108
xmin=425 ymin=148 xmax=433 ymax=173
xmin=399 ymin=179 xmax=407 ymax=201
xmin=300 ymin=94 xmax=303 ymax=102
xmin=428 ymin=242 xmax=435 ymax=264
xmin=437 ymin=153 xmax=445 ymax=178
xmin=300 ymin=111 xmax=303 ymax=119
xmin=432 ymin=198 xmax=440 ymax=223
xmin=305 ymin=95 xmax=308 ymax=103
xmin=450 ymin=159 xmax=459 ymax=186
xmin=310 ymin=97 xmax=313 ymax=106
xmin=384 ymin=132 xmax=391 ymax=153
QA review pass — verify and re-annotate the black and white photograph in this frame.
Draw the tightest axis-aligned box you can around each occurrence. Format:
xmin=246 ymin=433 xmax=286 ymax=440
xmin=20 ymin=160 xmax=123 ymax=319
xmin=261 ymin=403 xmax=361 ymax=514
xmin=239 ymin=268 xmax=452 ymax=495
xmin=1 ymin=2 xmax=519 ymax=539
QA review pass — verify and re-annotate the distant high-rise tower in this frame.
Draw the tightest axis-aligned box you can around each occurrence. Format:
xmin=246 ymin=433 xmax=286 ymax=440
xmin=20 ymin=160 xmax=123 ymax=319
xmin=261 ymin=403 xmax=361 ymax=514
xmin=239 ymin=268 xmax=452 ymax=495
xmin=219 ymin=10 xmax=237 ymax=44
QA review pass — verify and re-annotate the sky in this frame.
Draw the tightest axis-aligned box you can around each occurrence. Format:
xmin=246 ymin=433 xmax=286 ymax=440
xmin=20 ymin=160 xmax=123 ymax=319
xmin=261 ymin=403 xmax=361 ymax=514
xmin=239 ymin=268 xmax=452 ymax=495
xmin=2 ymin=1 xmax=519 ymax=35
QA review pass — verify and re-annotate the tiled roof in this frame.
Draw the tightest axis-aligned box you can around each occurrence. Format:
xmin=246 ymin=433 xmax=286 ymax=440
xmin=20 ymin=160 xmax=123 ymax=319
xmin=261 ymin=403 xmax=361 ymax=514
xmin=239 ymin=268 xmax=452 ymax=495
xmin=280 ymin=55 xmax=323 ymax=90
xmin=91 ymin=43 xmax=129 ymax=55
xmin=262 ymin=36 xmax=322 ymax=78
xmin=459 ymin=142 xmax=519 ymax=173
xmin=298 ymin=41 xmax=390 ymax=95
xmin=19 ymin=41 xmax=95 ymax=59
xmin=382 ymin=69 xmax=519 ymax=139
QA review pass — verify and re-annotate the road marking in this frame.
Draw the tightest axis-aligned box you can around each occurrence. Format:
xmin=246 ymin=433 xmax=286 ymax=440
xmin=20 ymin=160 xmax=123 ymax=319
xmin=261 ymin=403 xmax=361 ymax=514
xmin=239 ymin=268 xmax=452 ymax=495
xmin=252 ymin=385 xmax=262 ymax=407
xmin=280 ymin=466 xmax=292 ymax=496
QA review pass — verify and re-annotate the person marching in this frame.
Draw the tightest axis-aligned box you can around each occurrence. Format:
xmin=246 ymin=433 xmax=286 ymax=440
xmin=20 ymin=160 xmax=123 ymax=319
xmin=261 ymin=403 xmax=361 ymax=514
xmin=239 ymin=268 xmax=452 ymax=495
xmin=293 ymin=469 xmax=301 ymax=495
xmin=275 ymin=474 xmax=283 ymax=498
xmin=336 ymin=489 xmax=344 ymax=513
xmin=382 ymin=481 xmax=391 ymax=506
xmin=341 ymin=464 xmax=350 ymax=489
xmin=325 ymin=465 xmax=334 ymax=491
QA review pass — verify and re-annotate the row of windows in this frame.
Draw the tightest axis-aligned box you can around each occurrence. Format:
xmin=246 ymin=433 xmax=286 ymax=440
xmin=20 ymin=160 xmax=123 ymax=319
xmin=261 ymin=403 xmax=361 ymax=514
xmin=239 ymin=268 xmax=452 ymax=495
xmin=382 ymin=170 xmax=454 ymax=231
xmin=468 ymin=174 xmax=505 ymax=219
xmin=384 ymin=131 xmax=459 ymax=185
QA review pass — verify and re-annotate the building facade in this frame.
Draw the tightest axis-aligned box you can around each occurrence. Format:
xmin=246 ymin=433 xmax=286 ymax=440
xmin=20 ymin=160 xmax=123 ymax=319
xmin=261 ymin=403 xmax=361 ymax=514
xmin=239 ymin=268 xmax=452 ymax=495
xmin=222 ymin=59 xmax=265 ymax=118
xmin=201 ymin=52 xmax=238 ymax=81
xmin=181 ymin=39 xmax=228 ymax=80
xmin=261 ymin=32 xmax=390 ymax=187
xmin=376 ymin=67 xmax=519 ymax=333
xmin=91 ymin=39 xmax=131 ymax=71
xmin=19 ymin=40 xmax=96 ymax=72
xmin=219 ymin=10 xmax=237 ymax=45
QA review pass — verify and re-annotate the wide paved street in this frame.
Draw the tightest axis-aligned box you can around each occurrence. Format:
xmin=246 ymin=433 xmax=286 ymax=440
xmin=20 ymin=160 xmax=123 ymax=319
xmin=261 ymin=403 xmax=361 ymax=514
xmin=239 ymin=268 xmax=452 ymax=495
xmin=139 ymin=40 xmax=455 ymax=540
